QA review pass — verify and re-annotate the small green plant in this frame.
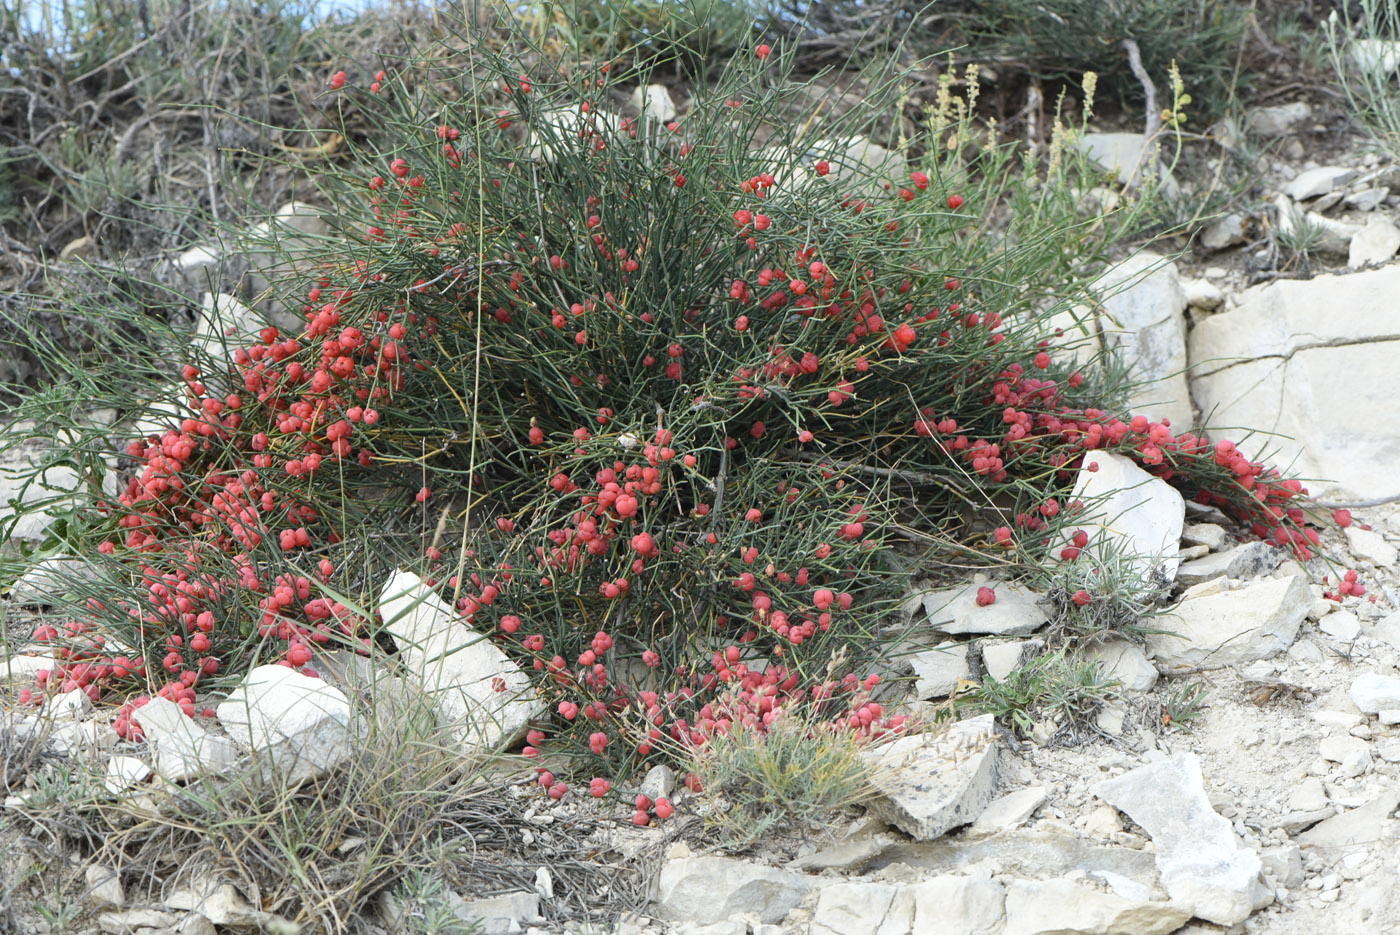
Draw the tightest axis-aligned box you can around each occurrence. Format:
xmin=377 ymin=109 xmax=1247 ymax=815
xmin=1036 ymin=546 xmax=1171 ymax=647
xmin=34 ymin=870 xmax=81 ymax=934
xmin=395 ymin=871 xmax=480 ymax=935
xmin=685 ymin=698 xmax=887 ymax=847
xmin=1274 ymin=207 xmax=1325 ymax=270
xmin=966 ymin=649 xmax=1119 ymax=742
xmin=1158 ymin=679 xmax=1207 ymax=731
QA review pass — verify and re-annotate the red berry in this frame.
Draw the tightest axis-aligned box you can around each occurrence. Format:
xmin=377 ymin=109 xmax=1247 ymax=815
xmin=976 ymin=586 xmax=996 ymax=607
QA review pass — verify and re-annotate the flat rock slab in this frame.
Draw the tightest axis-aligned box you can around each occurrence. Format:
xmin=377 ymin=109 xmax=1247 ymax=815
xmin=811 ymin=876 xmax=1006 ymax=935
xmin=1147 ymin=574 xmax=1308 ymax=669
xmin=866 ymin=714 xmax=1000 ymax=840
xmin=1351 ymin=673 xmax=1400 ymax=714
xmin=654 ymin=855 xmax=810 ymax=924
xmin=134 ymin=697 xmax=237 ymax=782
xmin=970 ymin=786 xmax=1047 ymax=836
xmin=906 ymin=641 xmax=973 ymax=699
xmin=1296 ymin=789 xmax=1400 ymax=849
xmin=1090 ymin=640 xmax=1158 ymax=692
xmin=1283 ymin=165 xmax=1358 ymax=200
xmin=1089 ymin=254 xmax=1192 ymax=429
xmin=379 ymin=569 xmax=542 ymax=749
xmin=8 ymin=555 xmax=100 ymax=605
xmin=1188 ymin=265 xmax=1400 ymax=501
xmin=1061 ymin=452 xmax=1184 ymax=585
xmin=921 ymin=584 xmax=1048 ymax=636
xmin=1002 ymin=879 xmax=1190 ymax=935
xmin=1174 ymin=541 xmax=1283 ymax=588
xmin=216 ymin=664 xmax=355 ymax=783
xmin=1093 ymin=752 xmax=1271 ymax=925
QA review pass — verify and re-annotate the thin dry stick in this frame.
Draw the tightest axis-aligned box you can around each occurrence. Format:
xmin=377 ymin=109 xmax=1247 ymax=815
xmin=1120 ymin=38 xmax=1162 ymax=191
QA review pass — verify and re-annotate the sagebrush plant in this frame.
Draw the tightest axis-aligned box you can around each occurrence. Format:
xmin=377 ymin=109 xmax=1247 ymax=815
xmin=1034 ymin=536 xmax=1172 ymax=647
xmin=682 ymin=697 xmax=884 ymax=847
xmin=0 ymin=3 xmax=1352 ymax=787
xmin=1326 ymin=0 xmax=1400 ymax=163
xmin=966 ymin=648 xmax=1118 ymax=740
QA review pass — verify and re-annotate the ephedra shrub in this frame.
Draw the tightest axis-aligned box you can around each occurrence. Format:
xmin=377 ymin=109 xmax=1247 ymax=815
xmin=1 ymin=10 xmax=1347 ymax=782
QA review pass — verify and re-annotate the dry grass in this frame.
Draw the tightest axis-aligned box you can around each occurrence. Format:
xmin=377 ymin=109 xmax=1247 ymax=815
xmin=1 ymin=674 xmax=654 ymax=933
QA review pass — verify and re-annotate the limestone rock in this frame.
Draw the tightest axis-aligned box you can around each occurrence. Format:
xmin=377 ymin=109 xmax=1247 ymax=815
xmin=907 ymin=641 xmax=973 ymax=698
xmin=1001 ymin=879 xmax=1190 ymax=935
xmin=1089 ymin=254 xmax=1192 ymax=428
xmin=379 ymin=569 xmax=542 ymax=749
xmin=1296 ymin=789 xmax=1400 ymax=849
xmin=1199 ymin=215 xmax=1245 ymax=252
xmin=1077 ymin=133 xmax=1179 ymax=196
xmin=1148 ymin=575 xmax=1308 ymax=669
xmin=1182 ymin=277 xmax=1225 ymax=310
xmin=135 ymin=698 xmax=238 ymax=782
xmin=810 ymin=136 xmax=908 ymax=196
xmin=1348 ymin=216 xmax=1400 ymax=269
xmin=1350 ymin=673 xmax=1400 ymax=714
xmin=98 ymin=909 xmax=178 ymax=933
xmin=450 ymin=892 xmax=541 ymax=935
xmin=1345 ymin=186 xmax=1389 ymax=211
xmin=8 ymin=555 xmax=99 ymax=605
xmin=981 ymin=639 xmax=1044 ymax=682
xmin=629 ymin=84 xmax=677 ymax=123
xmin=48 ymin=687 xmax=92 ymax=719
xmin=84 ymin=865 xmax=124 ymax=909
xmin=810 ymin=882 xmax=912 ymax=935
xmin=1320 ymin=610 xmax=1361 ymax=642
xmin=1060 ymin=451 xmax=1184 ymax=584
xmin=1 ymin=650 xmax=52 ymax=688
xmin=103 ymin=756 xmax=153 ymax=797
xmin=639 ymin=764 xmax=676 ymax=802
xmin=216 ymin=665 xmax=355 ymax=783
xmin=1093 ymin=753 xmax=1272 ymax=924
xmin=904 ymin=876 xmax=1006 ymax=934
xmin=1345 ymin=526 xmax=1398 ymax=567
xmin=0 ymin=455 xmax=106 ymax=543
xmin=810 ymin=876 xmax=1007 ymax=935
xmin=1350 ymin=39 xmax=1400 ymax=74
xmin=653 ymin=856 xmax=810 ymax=924
xmin=165 ymin=882 xmax=279 ymax=929
xmin=1283 ymin=166 xmax=1358 ymax=201
xmin=1305 ymin=211 xmax=1360 ymax=255
xmin=1259 ymin=843 xmax=1304 ymax=888
xmin=1247 ymin=102 xmax=1310 ymax=137
xmin=921 ymin=582 xmax=1048 ymax=637
xmin=1188 ymin=265 xmax=1400 ymax=501
xmin=241 ymin=202 xmax=331 ymax=331
xmin=1174 ymin=541 xmax=1283 ymax=587
xmin=193 ymin=293 xmax=263 ymax=375
xmin=1181 ymin=523 xmax=1226 ymax=551
xmin=865 ymin=714 xmax=1000 ymax=840
xmin=1090 ymin=640 xmax=1158 ymax=692
xmin=970 ymin=787 xmax=1047 ymax=836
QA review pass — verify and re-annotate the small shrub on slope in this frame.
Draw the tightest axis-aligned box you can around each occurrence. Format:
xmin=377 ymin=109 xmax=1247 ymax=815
xmin=1 ymin=11 xmax=1342 ymax=784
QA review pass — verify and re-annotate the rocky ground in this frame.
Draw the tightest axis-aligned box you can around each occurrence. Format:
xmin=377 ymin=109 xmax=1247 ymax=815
xmin=6 ymin=60 xmax=1400 ymax=935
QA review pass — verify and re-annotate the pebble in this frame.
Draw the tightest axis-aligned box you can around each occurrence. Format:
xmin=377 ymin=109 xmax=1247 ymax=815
xmin=1321 ymin=610 xmax=1362 ymax=642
